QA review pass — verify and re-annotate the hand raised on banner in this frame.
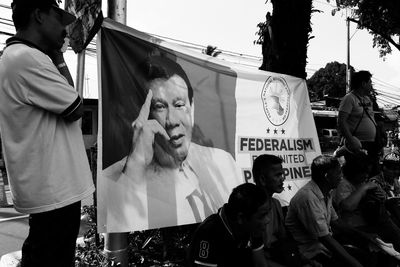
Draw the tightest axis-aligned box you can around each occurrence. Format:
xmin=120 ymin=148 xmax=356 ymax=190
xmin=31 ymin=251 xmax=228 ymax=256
xmin=124 ymin=91 xmax=169 ymax=171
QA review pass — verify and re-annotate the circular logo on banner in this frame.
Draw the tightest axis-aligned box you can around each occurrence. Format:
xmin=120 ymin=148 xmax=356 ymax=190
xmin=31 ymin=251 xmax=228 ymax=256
xmin=261 ymin=77 xmax=290 ymax=126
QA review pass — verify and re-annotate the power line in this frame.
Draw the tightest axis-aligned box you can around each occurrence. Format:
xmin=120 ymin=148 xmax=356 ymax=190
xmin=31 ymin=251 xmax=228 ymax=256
xmin=0 ymin=30 xmax=13 ymax=36
xmin=0 ymin=20 xmax=14 ymax=27
xmin=0 ymin=4 xmax=11 ymax=10
xmin=0 ymin=17 xmax=12 ymax=23
xmin=372 ymin=77 xmax=400 ymax=91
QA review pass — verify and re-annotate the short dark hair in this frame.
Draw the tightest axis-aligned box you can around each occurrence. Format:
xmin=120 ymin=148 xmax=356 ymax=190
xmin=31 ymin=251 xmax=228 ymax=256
xmin=136 ymin=56 xmax=194 ymax=104
xmin=342 ymin=153 xmax=371 ymax=179
xmin=226 ymin=183 xmax=268 ymax=220
xmin=311 ymin=155 xmax=340 ymax=182
xmin=351 ymin=70 xmax=372 ymax=90
xmin=252 ymin=154 xmax=283 ymax=186
xmin=11 ymin=0 xmax=58 ymax=30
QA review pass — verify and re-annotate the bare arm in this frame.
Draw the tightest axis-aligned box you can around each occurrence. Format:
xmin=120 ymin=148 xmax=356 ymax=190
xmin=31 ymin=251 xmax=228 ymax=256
xmin=48 ymin=50 xmax=74 ymax=87
xmin=339 ymin=182 xmax=377 ymax=211
xmin=48 ymin=50 xmax=82 ymax=121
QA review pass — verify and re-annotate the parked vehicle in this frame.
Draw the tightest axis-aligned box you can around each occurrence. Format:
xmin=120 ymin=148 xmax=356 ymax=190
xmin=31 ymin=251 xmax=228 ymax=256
xmin=319 ymin=128 xmax=341 ymax=150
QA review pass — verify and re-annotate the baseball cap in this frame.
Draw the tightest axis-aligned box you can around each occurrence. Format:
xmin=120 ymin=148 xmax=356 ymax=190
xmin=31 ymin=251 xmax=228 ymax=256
xmin=383 ymin=152 xmax=400 ymax=166
xmin=11 ymin=0 xmax=76 ymax=26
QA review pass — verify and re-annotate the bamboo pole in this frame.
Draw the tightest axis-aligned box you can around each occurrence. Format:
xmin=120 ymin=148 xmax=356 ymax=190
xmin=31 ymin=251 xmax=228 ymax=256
xmin=103 ymin=1 xmax=129 ymax=266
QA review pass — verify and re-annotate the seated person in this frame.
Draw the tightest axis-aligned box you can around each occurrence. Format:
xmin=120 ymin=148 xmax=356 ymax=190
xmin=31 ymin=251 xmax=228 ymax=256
xmin=285 ymin=155 xmax=362 ymax=267
xmin=369 ymin=152 xmax=400 ymax=226
xmin=253 ymin=154 xmax=309 ymax=267
xmin=188 ymin=183 xmax=272 ymax=267
xmin=333 ymin=152 xmax=400 ymax=253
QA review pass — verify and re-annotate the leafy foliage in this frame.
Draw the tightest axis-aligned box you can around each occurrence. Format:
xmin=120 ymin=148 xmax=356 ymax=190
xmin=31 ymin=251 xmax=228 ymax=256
xmin=306 ymin=61 xmax=353 ymax=101
xmin=75 ymin=206 xmax=111 ymax=267
xmin=75 ymin=205 xmax=196 ymax=267
xmin=333 ymin=0 xmax=400 ymax=56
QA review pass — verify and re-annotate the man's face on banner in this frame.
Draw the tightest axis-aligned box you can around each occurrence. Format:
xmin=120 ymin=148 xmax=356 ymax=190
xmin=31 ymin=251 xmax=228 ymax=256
xmin=149 ymin=74 xmax=193 ymax=167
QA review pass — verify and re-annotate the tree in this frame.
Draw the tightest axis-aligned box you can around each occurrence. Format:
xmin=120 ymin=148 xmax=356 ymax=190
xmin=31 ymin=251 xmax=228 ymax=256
xmin=256 ymin=0 xmax=399 ymax=80
xmin=255 ymin=0 xmax=315 ymax=79
xmin=307 ymin=61 xmax=352 ymax=101
xmin=333 ymin=0 xmax=400 ymax=57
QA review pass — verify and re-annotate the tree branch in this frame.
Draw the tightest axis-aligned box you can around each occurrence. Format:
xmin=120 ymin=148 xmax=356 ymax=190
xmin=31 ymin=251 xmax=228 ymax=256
xmin=348 ymin=18 xmax=400 ymax=51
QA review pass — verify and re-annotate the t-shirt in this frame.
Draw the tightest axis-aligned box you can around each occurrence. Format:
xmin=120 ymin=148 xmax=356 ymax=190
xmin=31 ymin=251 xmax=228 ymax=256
xmin=188 ymin=205 xmax=254 ymax=267
xmin=0 ymin=38 xmax=94 ymax=214
xmin=264 ymin=197 xmax=286 ymax=249
xmin=339 ymin=92 xmax=376 ymax=142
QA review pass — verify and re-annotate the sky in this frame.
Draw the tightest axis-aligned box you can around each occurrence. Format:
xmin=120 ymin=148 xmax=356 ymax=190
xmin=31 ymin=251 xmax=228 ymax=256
xmin=0 ymin=0 xmax=399 ymax=106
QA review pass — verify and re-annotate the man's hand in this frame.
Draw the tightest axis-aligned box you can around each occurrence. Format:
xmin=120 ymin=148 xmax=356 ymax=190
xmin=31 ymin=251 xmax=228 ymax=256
xmin=361 ymin=181 xmax=378 ymax=192
xmin=345 ymin=136 xmax=362 ymax=153
xmin=47 ymin=49 xmax=65 ymax=65
xmin=47 ymin=49 xmax=74 ymax=87
xmin=124 ymin=91 xmax=169 ymax=171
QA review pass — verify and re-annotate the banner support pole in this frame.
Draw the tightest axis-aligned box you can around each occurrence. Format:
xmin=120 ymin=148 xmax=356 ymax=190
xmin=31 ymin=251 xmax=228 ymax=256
xmin=104 ymin=1 xmax=129 ymax=266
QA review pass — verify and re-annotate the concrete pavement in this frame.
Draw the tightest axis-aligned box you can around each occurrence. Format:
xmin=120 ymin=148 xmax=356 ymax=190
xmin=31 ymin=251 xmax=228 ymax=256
xmin=0 ymin=206 xmax=28 ymax=257
xmin=0 ymin=194 xmax=94 ymax=266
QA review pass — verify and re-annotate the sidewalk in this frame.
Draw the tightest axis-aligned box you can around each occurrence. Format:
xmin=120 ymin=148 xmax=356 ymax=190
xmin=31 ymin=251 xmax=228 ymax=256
xmin=0 ymin=195 xmax=94 ymax=267
xmin=0 ymin=205 xmax=28 ymax=267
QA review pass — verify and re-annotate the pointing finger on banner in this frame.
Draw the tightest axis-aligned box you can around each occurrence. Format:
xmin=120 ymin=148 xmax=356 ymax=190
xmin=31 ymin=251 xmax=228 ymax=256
xmin=126 ymin=119 xmax=170 ymax=169
xmin=136 ymin=90 xmax=153 ymax=125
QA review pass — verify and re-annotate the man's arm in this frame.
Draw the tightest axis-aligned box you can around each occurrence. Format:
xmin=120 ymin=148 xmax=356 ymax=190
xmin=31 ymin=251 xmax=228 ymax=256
xmin=60 ymin=96 xmax=83 ymax=122
xmin=318 ymin=234 xmax=362 ymax=267
xmin=338 ymin=181 xmax=378 ymax=211
xmin=48 ymin=50 xmax=74 ymax=87
xmin=48 ymin=50 xmax=83 ymax=121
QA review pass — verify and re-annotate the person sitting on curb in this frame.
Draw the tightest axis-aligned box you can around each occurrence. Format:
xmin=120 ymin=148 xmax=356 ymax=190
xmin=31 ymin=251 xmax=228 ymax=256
xmin=369 ymin=152 xmax=400 ymax=227
xmin=252 ymin=154 xmax=320 ymax=267
xmin=285 ymin=155 xmax=363 ymax=267
xmin=188 ymin=183 xmax=272 ymax=267
xmin=333 ymin=152 xmax=400 ymax=266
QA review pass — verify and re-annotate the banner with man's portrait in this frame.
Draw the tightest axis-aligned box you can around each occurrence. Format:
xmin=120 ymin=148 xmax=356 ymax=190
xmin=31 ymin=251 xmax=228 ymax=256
xmin=97 ymin=19 xmax=321 ymax=233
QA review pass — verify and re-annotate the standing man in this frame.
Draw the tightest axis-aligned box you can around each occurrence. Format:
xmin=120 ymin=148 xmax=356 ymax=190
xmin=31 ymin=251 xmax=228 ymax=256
xmin=285 ymin=155 xmax=362 ymax=267
xmin=338 ymin=70 xmax=380 ymax=175
xmin=0 ymin=1 xmax=95 ymax=266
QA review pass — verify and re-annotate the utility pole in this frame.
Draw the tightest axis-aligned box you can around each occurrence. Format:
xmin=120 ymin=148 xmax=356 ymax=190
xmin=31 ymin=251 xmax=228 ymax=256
xmin=104 ymin=1 xmax=128 ymax=266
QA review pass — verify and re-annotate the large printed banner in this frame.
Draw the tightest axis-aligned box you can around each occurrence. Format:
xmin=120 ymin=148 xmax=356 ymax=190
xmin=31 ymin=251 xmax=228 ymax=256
xmin=97 ymin=19 xmax=321 ymax=233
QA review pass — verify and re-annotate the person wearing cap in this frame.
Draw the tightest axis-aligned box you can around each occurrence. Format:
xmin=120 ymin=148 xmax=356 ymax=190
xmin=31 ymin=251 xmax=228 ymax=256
xmin=370 ymin=152 xmax=400 ymax=227
xmin=0 ymin=1 xmax=94 ymax=266
xmin=333 ymin=152 xmax=400 ymax=261
xmin=373 ymin=152 xmax=400 ymax=198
